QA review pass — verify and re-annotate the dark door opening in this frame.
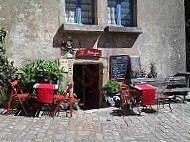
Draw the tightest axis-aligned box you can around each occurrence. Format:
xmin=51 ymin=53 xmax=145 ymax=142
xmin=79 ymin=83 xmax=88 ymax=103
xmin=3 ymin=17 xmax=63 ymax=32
xmin=185 ymin=0 xmax=190 ymax=71
xmin=73 ymin=63 xmax=102 ymax=109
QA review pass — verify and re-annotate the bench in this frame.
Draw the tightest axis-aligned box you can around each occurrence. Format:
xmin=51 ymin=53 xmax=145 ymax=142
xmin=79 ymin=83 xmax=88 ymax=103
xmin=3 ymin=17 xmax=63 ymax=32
xmin=164 ymin=87 xmax=190 ymax=103
xmin=165 ymin=76 xmax=186 ymax=88
xmin=163 ymin=76 xmax=190 ymax=103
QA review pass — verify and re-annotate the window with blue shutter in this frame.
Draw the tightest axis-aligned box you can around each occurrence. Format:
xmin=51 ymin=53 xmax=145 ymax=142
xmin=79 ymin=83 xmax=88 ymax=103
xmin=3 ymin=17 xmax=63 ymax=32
xmin=65 ymin=0 xmax=95 ymax=25
xmin=107 ymin=0 xmax=133 ymax=27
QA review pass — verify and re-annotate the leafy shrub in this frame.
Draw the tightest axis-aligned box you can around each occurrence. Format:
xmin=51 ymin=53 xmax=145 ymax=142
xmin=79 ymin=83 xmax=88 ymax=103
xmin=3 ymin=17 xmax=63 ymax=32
xmin=0 ymin=27 xmax=18 ymax=106
xmin=102 ymin=80 xmax=120 ymax=96
xmin=19 ymin=60 xmax=66 ymax=93
xmin=1 ymin=91 xmax=9 ymax=106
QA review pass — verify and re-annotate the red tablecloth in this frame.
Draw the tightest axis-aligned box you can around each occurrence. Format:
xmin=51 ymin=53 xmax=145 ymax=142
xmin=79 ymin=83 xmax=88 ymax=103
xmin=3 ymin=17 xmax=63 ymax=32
xmin=37 ymin=84 xmax=54 ymax=104
xmin=135 ymin=84 xmax=155 ymax=105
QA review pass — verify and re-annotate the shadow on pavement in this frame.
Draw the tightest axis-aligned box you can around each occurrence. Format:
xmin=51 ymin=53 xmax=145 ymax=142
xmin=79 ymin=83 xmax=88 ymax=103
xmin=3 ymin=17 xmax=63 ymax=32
xmin=141 ymin=108 xmax=157 ymax=113
xmin=110 ymin=109 xmax=140 ymax=117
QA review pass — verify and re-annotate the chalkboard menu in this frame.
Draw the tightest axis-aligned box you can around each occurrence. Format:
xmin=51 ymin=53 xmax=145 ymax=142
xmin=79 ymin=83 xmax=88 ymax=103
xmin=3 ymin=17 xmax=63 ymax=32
xmin=110 ymin=55 xmax=130 ymax=79
xmin=130 ymin=56 xmax=140 ymax=71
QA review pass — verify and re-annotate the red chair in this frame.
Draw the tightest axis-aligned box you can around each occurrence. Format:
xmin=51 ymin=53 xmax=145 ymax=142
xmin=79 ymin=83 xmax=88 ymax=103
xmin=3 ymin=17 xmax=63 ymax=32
xmin=53 ymin=83 xmax=74 ymax=117
xmin=119 ymin=83 xmax=141 ymax=115
xmin=7 ymin=81 xmax=30 ymax=115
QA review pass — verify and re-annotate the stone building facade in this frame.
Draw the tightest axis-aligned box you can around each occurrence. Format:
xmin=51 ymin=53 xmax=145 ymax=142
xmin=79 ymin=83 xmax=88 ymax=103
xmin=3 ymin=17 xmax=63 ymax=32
xmin=0 ymin=0 xmax=186 ymax=108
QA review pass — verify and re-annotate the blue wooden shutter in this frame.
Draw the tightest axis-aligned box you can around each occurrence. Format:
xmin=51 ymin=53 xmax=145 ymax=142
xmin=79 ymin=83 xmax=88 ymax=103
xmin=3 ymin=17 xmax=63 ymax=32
xmin=76 ymin=0 xmax=81 ymax=24
xmin=116 ymin=0 xmax=121 ymax=26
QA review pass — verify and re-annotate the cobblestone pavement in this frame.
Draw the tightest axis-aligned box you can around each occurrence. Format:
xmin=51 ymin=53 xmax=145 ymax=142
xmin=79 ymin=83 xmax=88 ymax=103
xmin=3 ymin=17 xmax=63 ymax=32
xmin=0 ymin=103 xmax=190 ymax=142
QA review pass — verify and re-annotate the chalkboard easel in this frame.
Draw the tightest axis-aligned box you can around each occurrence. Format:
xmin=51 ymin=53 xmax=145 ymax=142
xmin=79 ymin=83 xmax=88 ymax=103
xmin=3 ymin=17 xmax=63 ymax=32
xmin=109 ymin=55 xmax=130 ymax=80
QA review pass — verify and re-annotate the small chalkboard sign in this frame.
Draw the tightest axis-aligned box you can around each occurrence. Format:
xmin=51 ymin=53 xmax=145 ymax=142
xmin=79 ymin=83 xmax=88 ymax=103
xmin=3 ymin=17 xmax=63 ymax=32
xmin=110 ymin=55 xmax=130 ymax=80
xmin=130 ymin=56 xmax=140 ymax=71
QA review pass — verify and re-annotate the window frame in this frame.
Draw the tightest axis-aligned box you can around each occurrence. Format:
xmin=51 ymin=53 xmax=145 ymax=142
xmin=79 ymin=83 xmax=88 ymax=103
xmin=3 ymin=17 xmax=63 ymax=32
xmin=108 ymin=0 xmax=134 ymax=27
xmin=65 ymin=0 xmax=95 ymax=25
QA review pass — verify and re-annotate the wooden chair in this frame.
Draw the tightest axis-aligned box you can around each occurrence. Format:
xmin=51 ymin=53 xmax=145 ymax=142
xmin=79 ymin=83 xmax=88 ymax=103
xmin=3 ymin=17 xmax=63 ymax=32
xmin=7 ymin=81 xmax=30 ymax=115
xmin=119 ymin=82 xmax=141 ymax=115
xmin=53 ymin=83 xmax=76 ymax=117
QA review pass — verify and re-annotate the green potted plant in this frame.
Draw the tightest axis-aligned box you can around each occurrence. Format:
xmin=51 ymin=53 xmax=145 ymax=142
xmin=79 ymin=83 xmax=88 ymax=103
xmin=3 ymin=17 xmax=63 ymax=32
xmin=147 ymin=62 xmax=158 ymax=78
xmin=102 ymin=80 xmax=120 ymax=96
xmin=102 ymin=80 xmax=120 ymax=106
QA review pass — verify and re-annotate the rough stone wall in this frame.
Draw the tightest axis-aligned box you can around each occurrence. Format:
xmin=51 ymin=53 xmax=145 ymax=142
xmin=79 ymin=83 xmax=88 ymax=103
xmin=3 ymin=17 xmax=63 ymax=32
xmin=0 ymin=0 xmax=62 ymax=66
xmin=136 ymin=0 xmax=186 ymax=77
xmin=0 ymin=0 xmax=186 ymax=77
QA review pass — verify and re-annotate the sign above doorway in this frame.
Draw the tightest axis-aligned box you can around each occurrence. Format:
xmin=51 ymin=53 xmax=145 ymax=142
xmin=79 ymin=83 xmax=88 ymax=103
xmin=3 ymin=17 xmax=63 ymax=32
xmin=76 ymin=47 xmax=102 ymax=58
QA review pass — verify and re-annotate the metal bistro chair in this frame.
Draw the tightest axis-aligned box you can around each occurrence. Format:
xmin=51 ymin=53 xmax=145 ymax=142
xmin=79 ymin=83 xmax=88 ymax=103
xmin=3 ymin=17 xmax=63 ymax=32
xmin=7 ymin=81 xmax=30 ymax=115
xmin=156 ymin=89 xmax=172 ymax=112
xmin=156 ymin=78 xmax=173 ymax=112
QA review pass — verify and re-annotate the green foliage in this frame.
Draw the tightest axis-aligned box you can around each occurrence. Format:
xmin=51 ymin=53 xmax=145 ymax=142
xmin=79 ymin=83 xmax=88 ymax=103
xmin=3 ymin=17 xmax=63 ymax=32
xmin=0 ymin=27 xmax=7 ymax=54
xmin=20 ymin=60 xmax=66 ymax=93
xmin=0 ymin=27 xmax=18 ymax=106
xmin=57 ymin=88 xmax=65 ymax=95
xmin=1 ymin=91 xmax=9 ymax=106
xmin=102 ymin=80 xmax=120 ymax=96
xmin=0 ymin=56 xmax=18 ymax=85
xmin=147 ymin=62 xmax=158 ymax=78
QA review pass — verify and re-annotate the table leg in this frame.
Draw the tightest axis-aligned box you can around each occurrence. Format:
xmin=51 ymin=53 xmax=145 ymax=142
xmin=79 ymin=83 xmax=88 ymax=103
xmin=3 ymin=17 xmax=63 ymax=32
xmin=187 ymin=76 xmax=190 ymax=87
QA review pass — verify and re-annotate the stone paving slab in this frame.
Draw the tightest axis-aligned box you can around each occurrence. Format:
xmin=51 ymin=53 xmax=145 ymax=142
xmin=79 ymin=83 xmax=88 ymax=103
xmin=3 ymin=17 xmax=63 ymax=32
xmin=0 ymin=103 xmax=190 ymax=142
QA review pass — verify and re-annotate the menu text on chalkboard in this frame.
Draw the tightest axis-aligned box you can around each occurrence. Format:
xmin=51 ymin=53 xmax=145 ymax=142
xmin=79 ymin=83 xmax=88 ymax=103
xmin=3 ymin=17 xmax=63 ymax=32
xmin=110 ymin=55 xmax=130 ymax=80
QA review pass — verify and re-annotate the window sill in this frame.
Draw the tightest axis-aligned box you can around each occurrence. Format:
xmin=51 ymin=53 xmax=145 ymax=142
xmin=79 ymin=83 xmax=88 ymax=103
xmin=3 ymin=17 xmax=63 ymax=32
xmin=61 ymin=24 xmax=142 ymax=34
xmin=53 ymin=24 xmax=142 ymax=48
xmin=104 ymin=26 xmax=143 ymax=34
xmin=62 ymin=24 xmax=104 ymax=32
